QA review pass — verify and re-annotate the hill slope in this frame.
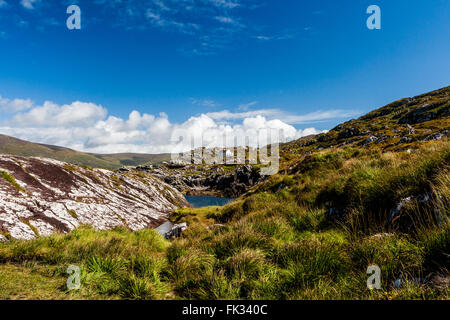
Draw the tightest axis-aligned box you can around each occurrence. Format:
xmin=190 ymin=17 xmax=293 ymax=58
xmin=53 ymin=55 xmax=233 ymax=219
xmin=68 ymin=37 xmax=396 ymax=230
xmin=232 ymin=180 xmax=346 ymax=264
xmin=282 ymin=85 xmax=449 ymax=159
xmin=0 ymin=134 xmax=170 ymax=169
xmin=0 ymin=154 xmax=187 ymax=240
xmin=0 ymin=85 xmax=448 ymax=300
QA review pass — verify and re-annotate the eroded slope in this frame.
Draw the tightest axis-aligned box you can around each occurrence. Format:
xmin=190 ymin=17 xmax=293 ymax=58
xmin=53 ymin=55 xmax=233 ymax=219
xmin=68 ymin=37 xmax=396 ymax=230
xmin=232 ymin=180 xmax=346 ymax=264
xmin=0 ymin=155 xmax=188 ymax=240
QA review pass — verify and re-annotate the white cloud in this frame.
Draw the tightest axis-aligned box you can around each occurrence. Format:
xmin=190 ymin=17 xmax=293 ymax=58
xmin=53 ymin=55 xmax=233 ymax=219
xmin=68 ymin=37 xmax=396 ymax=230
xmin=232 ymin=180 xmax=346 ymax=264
xmin=154 ymin=0 xmax=170 ymax=11
xmin=0 ymin=0 xmax=8 ymax=9
xmin=276 ymin=110 xmax=361 ymax=124
xmin=0 ymin=95 xmax=342 ymax=154
xmin=208 ymin=0 xmax=240 ymax=9
xmin=205 ymin=109 xmax=280 ymax=121
xmin=190 ymin=98 xmax=220 ymax=107
xmin=88 ymin=0 xmax=256 ymax=55
xmin=238 ymin=101 xmax=258 ymax=111
xmin=0 ymin=95 xmax=34 ymax=112
xmin=204 ymin=109 xmax=360 ymax=124
xmin=215 ymin=16 xmax=235 ymax=24
xmin=21 ymin=0 xmax=39 ymax=9
xmin=146 ymin=10 xmax=163 ymax=25
xmin=12 ymin=101 xmax=107 ymax=127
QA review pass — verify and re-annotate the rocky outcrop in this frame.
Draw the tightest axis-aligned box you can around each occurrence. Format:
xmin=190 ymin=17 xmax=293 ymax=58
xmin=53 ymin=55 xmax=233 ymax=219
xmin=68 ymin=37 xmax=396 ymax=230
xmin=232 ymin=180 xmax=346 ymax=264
xmin=423 ymin=130 xmax=450 ymax=142
xmin=146 ymin=164 xmax=264 ymax=197
xmin=0 ymin=155 xmax=188 ymax=240
xmin=397 ymin=102 xmax=450 ymax=124
xmin=156 ymin=221 xmax=187 ymax=239
xmin=338 ymin=128 xmax=361 ymax=139
xmin=385 ymin=192 xmax=448 ymax=232
xmin=359 ymin=136 xmax=378 ymax=146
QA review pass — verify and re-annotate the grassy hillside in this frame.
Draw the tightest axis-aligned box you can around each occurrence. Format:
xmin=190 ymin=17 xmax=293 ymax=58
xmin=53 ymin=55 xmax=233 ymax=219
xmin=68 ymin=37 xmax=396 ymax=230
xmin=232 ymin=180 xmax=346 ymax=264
xmin=282 ymin=85 xmax=449 ymax=159
xmin=94 ymin=153 xmax=171 ymax=167
xmin=0 ymin=86 xmax=448 ymax=300
xmin=0 ymin=134 xmax=170 ymax=169
xmin=0 ymin=140 xmax=447 ymax=300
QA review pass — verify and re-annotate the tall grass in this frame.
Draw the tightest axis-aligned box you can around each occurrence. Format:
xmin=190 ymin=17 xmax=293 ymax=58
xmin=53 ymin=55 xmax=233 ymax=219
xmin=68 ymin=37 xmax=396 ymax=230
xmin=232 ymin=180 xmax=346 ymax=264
xmin=0 ymin=170 xmax=25 ymax=192
xmin=0 ymin=141 xmax=448 ymax=300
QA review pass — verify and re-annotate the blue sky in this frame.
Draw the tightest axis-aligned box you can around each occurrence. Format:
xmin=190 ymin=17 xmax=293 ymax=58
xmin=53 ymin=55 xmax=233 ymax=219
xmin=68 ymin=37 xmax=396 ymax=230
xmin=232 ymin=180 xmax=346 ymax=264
xmin=0 ymin=0 xmax=449 ymax=153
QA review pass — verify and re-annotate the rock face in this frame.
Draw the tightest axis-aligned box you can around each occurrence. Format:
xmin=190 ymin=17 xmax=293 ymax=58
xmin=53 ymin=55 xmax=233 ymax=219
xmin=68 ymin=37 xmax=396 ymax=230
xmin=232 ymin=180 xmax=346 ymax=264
xmin=0 ymin=155 xmax=188 ymax=240
xmin=156 ymin=221 xmax=187 ymax=240
xmin=423 ymin=130 xmax=450 ymax=142
xmin=338 ymin=128 xmax=361 ymax=139
xmin=147 ymin=164 xmax=264 ymax=197
xmin=398 ymin=102 xmax=450 ymax=124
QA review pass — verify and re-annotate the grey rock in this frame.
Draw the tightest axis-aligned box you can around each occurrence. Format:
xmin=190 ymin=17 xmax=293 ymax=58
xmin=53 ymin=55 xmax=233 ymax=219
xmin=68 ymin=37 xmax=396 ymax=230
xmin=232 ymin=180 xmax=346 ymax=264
xmin=398 ymin=136 xmax=413 ymax=144
xmin=156 ymin=221 xmax=188 ymax=239
xmin=136 ymin=165 xmax=153 ymax=171
xmin=361 ymin=136 xmax=377 ymax=146
xmin=149 ymin=164 xmax=263 ymax=197
xmin=405 ymin=124 xmax=416 ymax=135
xmin=423 ymin=130 xmax=449 ymax=142
xmin=338 ymin=128 xmax=361 ymax=139
xmin=317 ymin=134 xmax=330 ymax=143
xmin=375 ymin=136 xmax=388 ymax=144
xmin=387 ymin=193 xmax=433 ymax=231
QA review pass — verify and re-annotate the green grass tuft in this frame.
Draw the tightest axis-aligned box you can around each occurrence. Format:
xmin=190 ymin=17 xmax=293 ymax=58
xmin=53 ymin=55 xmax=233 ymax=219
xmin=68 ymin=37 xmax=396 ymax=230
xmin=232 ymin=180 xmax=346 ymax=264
xmin=0 ymin=170 xmax=25 ymax=192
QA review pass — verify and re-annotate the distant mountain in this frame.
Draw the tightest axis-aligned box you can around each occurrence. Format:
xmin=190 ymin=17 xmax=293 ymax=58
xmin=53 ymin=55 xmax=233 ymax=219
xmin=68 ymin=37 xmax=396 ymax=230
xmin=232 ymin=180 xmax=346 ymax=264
xmin=92 ymin=152 xmax=171 ymax=168
xmin=0 ymin=134 xmax=171 ymax=169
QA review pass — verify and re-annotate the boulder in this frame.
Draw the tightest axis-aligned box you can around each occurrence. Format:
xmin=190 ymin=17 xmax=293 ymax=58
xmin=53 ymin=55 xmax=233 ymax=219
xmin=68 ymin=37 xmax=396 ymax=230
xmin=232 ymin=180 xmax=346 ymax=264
xmin=405 ymin=124 xmax=416 ymax=135
xmin=360 ymin=136 xmax=377 ymax=146
xmin=338 ymin=128 xmax=361 ymax=139
xmin=423 ymin=130 xmax=449 ymax=142
xmin=136 ymin=165 xmax=153 ymax=171
xmin=386 ymin=192 xmax=434 ymax=231
xmin=156 ymin=221 xmax=187 ymax=239
xmin=398 ymin=136 xmax=413 ymax=144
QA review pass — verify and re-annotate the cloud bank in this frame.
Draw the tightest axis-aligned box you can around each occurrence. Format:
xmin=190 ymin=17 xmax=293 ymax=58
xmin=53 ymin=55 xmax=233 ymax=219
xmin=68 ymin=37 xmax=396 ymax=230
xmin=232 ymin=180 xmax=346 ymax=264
xmin=0 ymin=94 xmax=357 ymax=154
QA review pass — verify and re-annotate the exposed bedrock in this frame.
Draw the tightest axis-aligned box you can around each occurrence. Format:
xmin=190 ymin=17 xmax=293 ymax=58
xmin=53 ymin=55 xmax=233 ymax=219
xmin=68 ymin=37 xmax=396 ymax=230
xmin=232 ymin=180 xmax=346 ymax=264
xmin=0 ymin=155 xmax=188 ymax=240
